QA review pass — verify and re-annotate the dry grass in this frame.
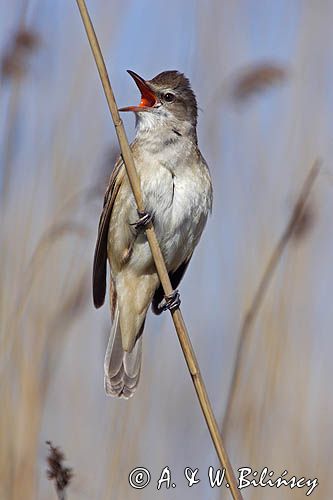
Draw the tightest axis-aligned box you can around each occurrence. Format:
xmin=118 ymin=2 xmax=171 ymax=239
xmin=46 ymin=441 xmax=73 ymax=500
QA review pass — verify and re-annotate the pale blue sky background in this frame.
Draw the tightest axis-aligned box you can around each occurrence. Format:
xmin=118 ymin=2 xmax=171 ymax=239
xmin=1 ymin=2 xmax=333 ymax=499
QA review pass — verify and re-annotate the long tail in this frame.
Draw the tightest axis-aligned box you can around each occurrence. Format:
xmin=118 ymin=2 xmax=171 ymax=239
xmin=104 ymin=305 xmax=143 ymax=398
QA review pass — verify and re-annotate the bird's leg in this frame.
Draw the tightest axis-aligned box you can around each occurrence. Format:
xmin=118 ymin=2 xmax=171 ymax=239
xmin=159 ymin=289 xmax=181 ymax=312
xmin=130 ymin=209 xmax=153 ymax=231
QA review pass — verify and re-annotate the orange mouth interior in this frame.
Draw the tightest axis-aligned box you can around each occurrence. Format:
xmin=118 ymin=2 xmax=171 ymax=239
xmin=118 ymin=70 xmax=158 ymax=112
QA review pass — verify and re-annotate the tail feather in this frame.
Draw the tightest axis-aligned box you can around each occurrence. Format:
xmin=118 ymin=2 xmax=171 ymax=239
xmin=104 ymin=305 xmax=143 ymax=398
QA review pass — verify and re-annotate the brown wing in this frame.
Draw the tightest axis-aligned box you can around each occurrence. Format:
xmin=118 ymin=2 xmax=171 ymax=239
xmin=151 ymin=254 xmax=193 ymax=315
xmin=93 ymin=156 xmax=125 ymax=308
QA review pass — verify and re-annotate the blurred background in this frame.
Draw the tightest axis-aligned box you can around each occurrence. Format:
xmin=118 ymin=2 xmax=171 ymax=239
xmin=1 ymin=1 xmax=332 ymax=499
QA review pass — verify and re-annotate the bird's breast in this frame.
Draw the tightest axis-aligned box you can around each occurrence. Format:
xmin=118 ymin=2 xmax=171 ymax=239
xmin=137 ymin=155 xmax=211 ymax=272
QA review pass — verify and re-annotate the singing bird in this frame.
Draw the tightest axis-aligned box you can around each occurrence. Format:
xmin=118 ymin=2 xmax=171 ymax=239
xmin=93 ymin=70 xmax=213 ymax=398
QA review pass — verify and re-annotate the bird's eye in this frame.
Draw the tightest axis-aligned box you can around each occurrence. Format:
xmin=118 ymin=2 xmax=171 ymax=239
xmin=163 ymin=92 xmax=175 ymax=103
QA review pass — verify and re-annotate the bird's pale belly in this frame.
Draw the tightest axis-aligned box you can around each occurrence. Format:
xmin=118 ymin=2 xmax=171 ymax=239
xmin=129 ymin=165 xmax=209 ymax=274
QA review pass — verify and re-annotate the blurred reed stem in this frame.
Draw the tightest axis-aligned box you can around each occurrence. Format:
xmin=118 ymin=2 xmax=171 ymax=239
xmin=222 ymin=160 xmax=321 ymax=437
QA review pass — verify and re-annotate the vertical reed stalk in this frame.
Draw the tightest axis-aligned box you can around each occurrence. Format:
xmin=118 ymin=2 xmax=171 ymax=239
xmin=222 ymin=161 xmax=320 ymax=436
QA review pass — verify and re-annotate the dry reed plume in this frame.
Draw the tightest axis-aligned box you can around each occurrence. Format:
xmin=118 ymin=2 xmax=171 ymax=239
xmin=46 ymin=441 xmax=73 ymax=500
xmin=231 ymin=63 xmax=287 ymax=102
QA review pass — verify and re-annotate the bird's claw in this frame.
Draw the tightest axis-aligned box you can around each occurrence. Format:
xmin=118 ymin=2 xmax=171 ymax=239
xmin=159 ymin=289 xmax=181 ymax=312
xmin=130 ymin=210 xmax=153 ymax=231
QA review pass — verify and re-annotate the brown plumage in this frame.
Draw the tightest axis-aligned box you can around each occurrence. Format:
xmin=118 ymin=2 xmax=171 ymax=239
xmin=93 ymin=70 xmax=212 ymax=398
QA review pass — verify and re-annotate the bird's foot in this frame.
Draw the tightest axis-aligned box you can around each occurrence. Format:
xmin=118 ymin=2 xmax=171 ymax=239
xmin=130 ymin=210 xmax=153 ymax=231
xmin=159 ymin=289 xmax=181 ymax=312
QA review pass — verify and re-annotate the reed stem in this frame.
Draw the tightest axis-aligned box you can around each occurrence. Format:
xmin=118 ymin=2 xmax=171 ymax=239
xmin=75 ymin=1 xmax=242 ymax=498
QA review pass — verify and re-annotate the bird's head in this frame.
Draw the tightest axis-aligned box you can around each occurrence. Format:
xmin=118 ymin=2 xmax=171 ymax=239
xmin=119 ymin=70 xmax=198 ymax=133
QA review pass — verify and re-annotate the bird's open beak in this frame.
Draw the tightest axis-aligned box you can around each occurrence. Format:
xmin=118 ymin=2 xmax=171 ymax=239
xmin=118 ymin=70 xmax=159 ymax=112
